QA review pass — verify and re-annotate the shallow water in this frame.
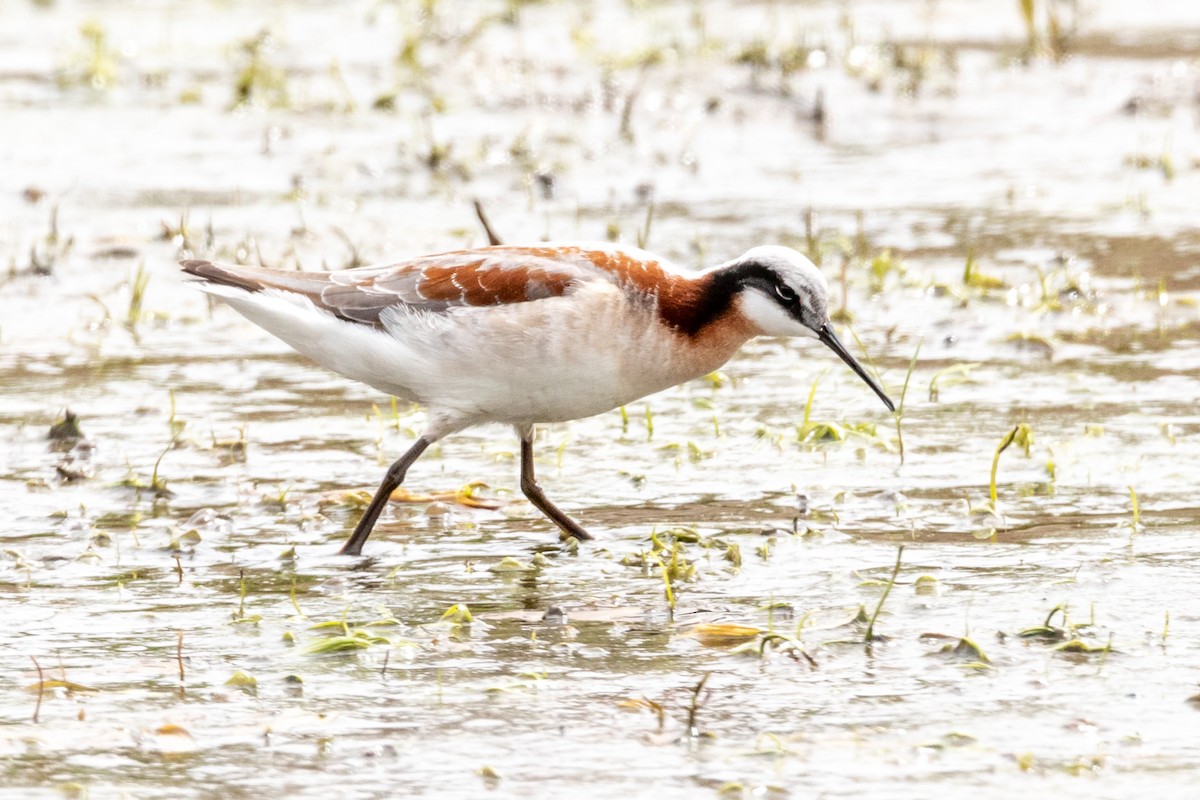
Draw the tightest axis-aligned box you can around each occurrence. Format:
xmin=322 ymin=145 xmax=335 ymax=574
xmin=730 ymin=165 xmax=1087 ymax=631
xmin=3 ymin=1 xmax=1200 ymax=797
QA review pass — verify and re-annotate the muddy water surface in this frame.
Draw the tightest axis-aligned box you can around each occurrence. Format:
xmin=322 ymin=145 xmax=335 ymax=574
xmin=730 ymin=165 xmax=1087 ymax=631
xmin=2 ymin=1 xmax=1199 ymax=798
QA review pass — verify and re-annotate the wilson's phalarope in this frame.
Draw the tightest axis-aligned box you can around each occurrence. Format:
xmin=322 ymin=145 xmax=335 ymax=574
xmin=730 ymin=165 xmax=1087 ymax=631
xmin=182 ymin=243 xmax=893 ymax=554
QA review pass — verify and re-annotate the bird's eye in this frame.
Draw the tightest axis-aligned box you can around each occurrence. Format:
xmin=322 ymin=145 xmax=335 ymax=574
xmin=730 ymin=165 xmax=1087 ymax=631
xmin=774 ymin=284 xmax=798 ymax=305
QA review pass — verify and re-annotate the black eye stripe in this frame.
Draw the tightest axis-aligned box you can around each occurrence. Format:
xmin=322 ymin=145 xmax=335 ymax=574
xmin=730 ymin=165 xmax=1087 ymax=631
xmin=731 ymin=264 xmax=806 ymax=311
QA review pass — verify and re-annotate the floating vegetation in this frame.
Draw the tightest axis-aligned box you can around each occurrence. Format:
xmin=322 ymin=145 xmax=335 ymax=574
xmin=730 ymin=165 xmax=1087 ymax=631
xmin=305 ymin=628 xmax=393 ymax=654
xmin=48 ymin=409 xmax=84 ymax=442
xmin=867 ymin=250 xmax=904 ymax=293
xmin=167 ymin=528 xmax=201 ymax=553
xmin=962 ymin=250 xmax=1006 ymax=291
xmin=125 ymin=262 xmax=150 ymax=329
xmin=231 ymin=31 xmax=290 ymax=109
xmin=1018 ymin=0 xmax=1079 ymax=61
xmin=119 ymin=444 xmax=175 ymax=498
xmin=988 ymin=423 xmax=1035 ymax=510
xmin=894 ymin=340 xmax=921 ymax=466
xmin=1004 ymin=331 xmax=1054 ymax=357
xmin=490 ymin=556 xmax=533 ymax=572
xmin=225 ymin=670 xmax=258 ymax=693
xmin=477 ymin=765 xmax=501 ymax=790
xmin=20 ymin=199 xmax=74 ymax=277
xmin=913 ymin=574 xmax=940 ymax=596
xmin=380 ymin=480 xmax=505 ymax=509
xmin=326 ymin=58 xmax=357 ymax=114
xmin=1030 ymin=258 xmax=1099 ymax=313
xmin=231 ymin=571 xmax=261 ymax=625
xmin=865 ymin=546 xmax=904 ymax=643
xmin=1015 ymin=603 xmax=1111 ymax=653
xmin=688 ymin=623 xmax=762 ymax=647
xmin=211 ymin=423 xmax=248 ymax=460
xmin=303 ymin=609 xmax=412 ymax=654
xmin=431 ymin=603 xmax=475 ymax=638
xmin=927 ymin=363 xmax=981 ymax=402
xmin=1125 ymin=151 xmax=1176 ymax=182
xmin=1128 ymin=485 xmax=1142 ymax=536
xmin=796 ymin=373 xmax=890 ymax=449
xmin=58 ymin=20 xmax=118 ymax=89
xmin=1055 ymin=637 xmax=1113 ymax=655
xmin=921 ymin=632 xmax=991 ymax=665
xmin=621 ymin=527 xmax=747 ymax=613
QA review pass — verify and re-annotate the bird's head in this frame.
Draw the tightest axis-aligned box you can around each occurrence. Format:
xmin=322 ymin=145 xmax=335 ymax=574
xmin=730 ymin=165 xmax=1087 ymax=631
xmin=726 ymin=245 xmax=895 ymax=412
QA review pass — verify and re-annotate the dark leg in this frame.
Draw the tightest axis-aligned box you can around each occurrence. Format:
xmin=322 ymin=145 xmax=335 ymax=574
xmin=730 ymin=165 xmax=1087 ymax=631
xmin=339 ymin=436 xmax=432 ymax=556
xmin=519 ymin=436 xmax=593 ymax=541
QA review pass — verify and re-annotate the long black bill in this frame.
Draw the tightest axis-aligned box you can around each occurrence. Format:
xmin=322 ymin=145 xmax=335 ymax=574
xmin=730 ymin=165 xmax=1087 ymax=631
xmin=817 ymin=323 xmax=896 ymax=412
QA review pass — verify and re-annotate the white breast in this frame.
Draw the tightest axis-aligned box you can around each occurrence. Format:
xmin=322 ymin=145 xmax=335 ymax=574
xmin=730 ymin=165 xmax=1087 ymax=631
xmin=378 ymin=281 xmax=720 ymax=424
xmin=201 ymin=281 xmax=745 ymax=427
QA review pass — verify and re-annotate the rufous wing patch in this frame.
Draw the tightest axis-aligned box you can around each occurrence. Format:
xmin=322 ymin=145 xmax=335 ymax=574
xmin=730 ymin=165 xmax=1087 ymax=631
xmin=415 ymin=261 xmax=573 ymax=306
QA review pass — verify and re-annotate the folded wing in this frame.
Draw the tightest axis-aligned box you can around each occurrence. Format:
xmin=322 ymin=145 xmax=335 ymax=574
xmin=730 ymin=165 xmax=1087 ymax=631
xmin=181 ymin=245 xmax=662 ymax=326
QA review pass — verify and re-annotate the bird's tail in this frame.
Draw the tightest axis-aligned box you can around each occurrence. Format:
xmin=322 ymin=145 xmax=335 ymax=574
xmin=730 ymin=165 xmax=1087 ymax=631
xmin=180 ymin=259 xmax=335 ymax=296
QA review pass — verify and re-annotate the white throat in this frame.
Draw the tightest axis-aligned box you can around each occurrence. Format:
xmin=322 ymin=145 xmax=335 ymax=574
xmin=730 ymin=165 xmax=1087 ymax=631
xmin=739 ymin=290 xmax=819 ymax=338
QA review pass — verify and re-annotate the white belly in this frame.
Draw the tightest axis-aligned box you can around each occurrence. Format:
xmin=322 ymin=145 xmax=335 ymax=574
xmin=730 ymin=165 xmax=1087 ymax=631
xmin=209 ymin=282 xmax=746 ymax=428
xmin=378 ymin=282 xmax=729 ymax=424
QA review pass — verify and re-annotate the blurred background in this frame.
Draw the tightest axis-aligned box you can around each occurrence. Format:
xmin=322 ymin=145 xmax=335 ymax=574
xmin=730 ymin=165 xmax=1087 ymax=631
xmin=5 ymin=0 xmax=1199 ymax=285
xmin=3 ymin=2 xmax=1200 ymax=798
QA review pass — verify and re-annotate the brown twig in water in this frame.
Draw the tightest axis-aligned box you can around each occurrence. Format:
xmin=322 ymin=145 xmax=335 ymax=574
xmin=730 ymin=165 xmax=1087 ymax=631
xmin=472 ymin=199 xmax=503 ymax=246
xmin=685 ymin=672 xmax=711 ymax=736
xmin=31 ymin=656 xmax=44 ymax=723
xmin=176 ymin=631 xmax=185 ymax=683
xmin=332 ymin=226 xmax=365 ymax=268
xmin=636 ymin=200 xmax=655 ymax=250
xmin=803 ymin=207 xmax=818 ymax=263
xmin=618 ymin=59 xmax=655 ymax=143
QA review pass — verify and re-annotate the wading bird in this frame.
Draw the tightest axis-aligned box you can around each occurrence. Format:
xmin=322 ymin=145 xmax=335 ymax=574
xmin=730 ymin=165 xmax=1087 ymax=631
xmin=182 ymin=243 xmax=893 ymax=555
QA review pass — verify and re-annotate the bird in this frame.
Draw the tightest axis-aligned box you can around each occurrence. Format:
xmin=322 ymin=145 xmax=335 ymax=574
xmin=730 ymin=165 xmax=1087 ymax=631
xmin=181 ymin=242 xmax=894 ymax=555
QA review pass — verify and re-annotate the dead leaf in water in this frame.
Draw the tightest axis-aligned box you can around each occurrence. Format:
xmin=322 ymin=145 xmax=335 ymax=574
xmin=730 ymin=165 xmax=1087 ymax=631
xmin=328 ymin=481 xmax=510 ymax=509
xmin=154 ymin=724 xmax=192 ymax=737
xmin=454 ymin=481 xmax=505 ymax=509
xmin=688 ymin=623 xmax=762 ymax=647
xmin=26 ymin=679 xmax=97 ymax=693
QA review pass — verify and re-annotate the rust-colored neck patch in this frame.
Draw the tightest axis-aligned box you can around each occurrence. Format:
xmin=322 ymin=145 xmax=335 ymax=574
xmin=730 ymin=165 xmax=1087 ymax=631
xmin=578 ymin=248 xmax=726 ymax=337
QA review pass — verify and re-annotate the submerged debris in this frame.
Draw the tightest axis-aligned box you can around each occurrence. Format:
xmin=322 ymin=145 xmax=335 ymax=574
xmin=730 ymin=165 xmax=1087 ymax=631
xmin=47 ymin=409 xmax=84 ymax=443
